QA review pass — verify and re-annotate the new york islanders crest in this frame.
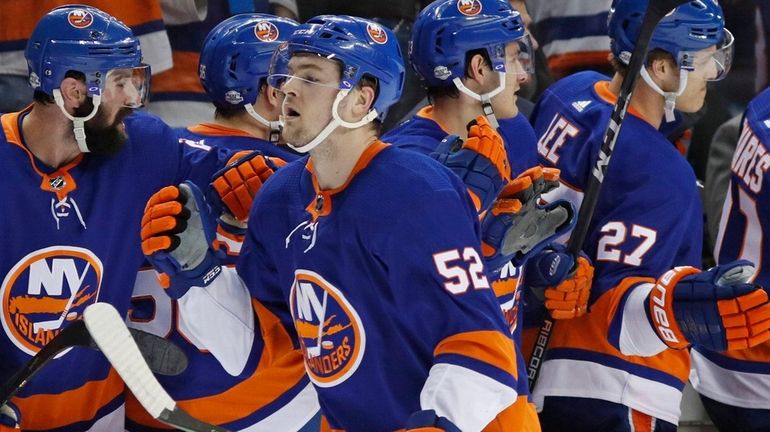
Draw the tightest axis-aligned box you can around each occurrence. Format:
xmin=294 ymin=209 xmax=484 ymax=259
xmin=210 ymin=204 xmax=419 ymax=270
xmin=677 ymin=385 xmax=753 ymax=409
xmin=290 ymin=269 xmax=365 ymax=387
xmin=1 ymin=246 xmax=103 ymax=355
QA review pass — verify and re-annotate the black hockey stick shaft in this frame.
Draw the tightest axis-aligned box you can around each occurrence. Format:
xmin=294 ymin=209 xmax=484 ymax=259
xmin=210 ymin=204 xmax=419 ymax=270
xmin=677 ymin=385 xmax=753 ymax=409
xmin=0 ymin=320 xmax=91 ymax=406
xmin=527 ymin=0 xmax=690 ymax=392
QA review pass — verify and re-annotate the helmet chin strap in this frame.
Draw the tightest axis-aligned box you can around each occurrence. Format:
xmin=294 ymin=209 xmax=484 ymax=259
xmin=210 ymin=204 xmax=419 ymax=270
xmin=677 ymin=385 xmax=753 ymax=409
xmin=244 ymin=103 xmax=282 ymax=143
xmin=640 ymin=67 xmax=688 ymax=123
xmin=452 ymin=71 xmax=507 ymax=129
xmin=53 ymin=89 xmax=101 ymax=153
xmin=282 ymin=89 xmax=379 ymax=154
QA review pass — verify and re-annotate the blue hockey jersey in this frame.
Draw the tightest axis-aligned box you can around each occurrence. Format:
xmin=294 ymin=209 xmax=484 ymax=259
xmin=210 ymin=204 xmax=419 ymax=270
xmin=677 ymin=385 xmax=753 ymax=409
xmin=382 ymin=106 xmax=539 ymax=401
xmin=692 ymin=87 xmax=770 ymax=410
xmin=528 ymin=71 xmax=703 ymax=424
xmin=0 ymin=109 xmax=231 ymax=431
xmin=126 ymin=123 xmax=315 ymax=431
xmin=234 ymin=141 xmax=539 ymax=431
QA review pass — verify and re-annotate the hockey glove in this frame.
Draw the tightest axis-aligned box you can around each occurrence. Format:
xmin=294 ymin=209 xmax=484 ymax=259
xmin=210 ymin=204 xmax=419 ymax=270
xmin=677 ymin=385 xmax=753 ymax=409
xmin=210 ymin=150 xmax=283 ymax=222
xmin=524 ymin=243 xmax=594 ymax=319
xmin=648 ymin=260 xmax=770 ymax=351
xmin=141 ymin=181 xmax=222 ymax=298
xmin=431 ymin=116 xmax=512 ymax=213
xmin=405 ymin=410 xmax=461 ymax=432
xmin=481 ymin=166 xmax=575 ymax=272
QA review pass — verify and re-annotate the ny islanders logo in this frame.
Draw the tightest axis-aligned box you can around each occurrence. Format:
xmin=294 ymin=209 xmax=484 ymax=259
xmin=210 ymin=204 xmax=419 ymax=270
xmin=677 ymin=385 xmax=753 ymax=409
xmin=67 ymin=10 xmax=94 ymax=29
xmin=255 ymin=20 xmax=280 ymax=42
xmin=1 ymin=246 xmax=103 ymax=355
xmin=366 ymin=23 xmax=388 ymax=45
xmin=290 ymin=270 xmax=365 ymax=387
xmin=457 ymin=0 xmax=482 ymax=16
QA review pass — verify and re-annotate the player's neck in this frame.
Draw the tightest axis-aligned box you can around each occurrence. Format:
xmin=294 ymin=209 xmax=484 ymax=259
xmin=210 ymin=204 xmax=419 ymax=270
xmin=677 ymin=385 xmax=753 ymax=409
xmin=609 ymin=73 xmax=664 ymax=130
xmin=214 ymin=111 xmax=270 ymax=141
xmin=431 ymin=97 xmax=493 ymax=139
xmin=22 ymin=103 xmax=83 ymax=168
xmin=310 ymin=127 xmax=378 ymax=190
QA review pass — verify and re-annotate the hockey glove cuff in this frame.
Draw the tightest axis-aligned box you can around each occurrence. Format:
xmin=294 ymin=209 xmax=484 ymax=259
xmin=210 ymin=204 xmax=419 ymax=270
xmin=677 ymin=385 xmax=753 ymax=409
xmin=647 ymin=260 xmax=770 ymax=351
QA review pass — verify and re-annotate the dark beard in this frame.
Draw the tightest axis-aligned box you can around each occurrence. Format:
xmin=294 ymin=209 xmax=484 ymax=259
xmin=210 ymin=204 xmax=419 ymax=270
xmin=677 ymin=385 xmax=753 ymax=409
xmin=73 ymin=99 xmax=132 ymax=157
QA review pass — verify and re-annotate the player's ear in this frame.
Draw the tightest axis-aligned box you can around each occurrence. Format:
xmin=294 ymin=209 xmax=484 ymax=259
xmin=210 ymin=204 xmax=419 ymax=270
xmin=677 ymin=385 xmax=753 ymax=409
xmin=466 ymin=53 xmax=489 ymax=82
xmin=59 ymin=77 xmax=87 ymax=108
xmin=350 ymin=83 xmax=376 ymax=121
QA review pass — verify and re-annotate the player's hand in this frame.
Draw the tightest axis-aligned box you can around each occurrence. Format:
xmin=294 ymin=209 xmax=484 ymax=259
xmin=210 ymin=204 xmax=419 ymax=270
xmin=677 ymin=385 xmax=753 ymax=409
xmin=431 ymin=116 xmax=511 ymax=213
xmin=405 ymin=409 xmax=461 ymax=432
xmin=141 ymin=181 xmax=222 ymax=298
xmin=210 ymin=150 xmax=283 ymax=222
xmin=648 ymin=260 xmax=770 ymax=351
xmin=481 ymin=166 xmax=575 ymax=272
xmin=524 ymin=244 xmax=594 ymax=319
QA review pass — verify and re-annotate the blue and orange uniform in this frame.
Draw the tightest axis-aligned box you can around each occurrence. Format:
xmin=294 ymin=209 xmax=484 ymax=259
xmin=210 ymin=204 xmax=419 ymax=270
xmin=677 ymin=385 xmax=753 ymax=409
xmin=528 ymin=71 xmax=702 ymax=430
xmin=382 ymin=105 xmax=540 ymax=403
xmin=0 ymin=109 xmax=231 ymax=431
xmin=693 ymin=86 xmax=770 ymax=431
xmin=216 ymin=141 xmax=540 ymax=431
xmin=126 ymin=124 xmax=316 ymax=431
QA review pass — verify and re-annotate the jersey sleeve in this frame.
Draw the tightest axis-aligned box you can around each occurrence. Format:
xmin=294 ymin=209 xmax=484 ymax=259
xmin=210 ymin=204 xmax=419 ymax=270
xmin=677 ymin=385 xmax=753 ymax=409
xmin=378 ymin=181 xmax=521 ymax=431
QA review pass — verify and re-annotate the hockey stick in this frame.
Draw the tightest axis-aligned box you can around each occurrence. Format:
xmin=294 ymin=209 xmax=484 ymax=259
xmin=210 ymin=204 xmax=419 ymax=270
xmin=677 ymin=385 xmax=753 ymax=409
xmin=0 ymin=323 xmax=186 ymax=407
xmin=527 ymin=0 xmax=690 ymax=391
xmin=82 ymin=303 xmax=229 ymax=432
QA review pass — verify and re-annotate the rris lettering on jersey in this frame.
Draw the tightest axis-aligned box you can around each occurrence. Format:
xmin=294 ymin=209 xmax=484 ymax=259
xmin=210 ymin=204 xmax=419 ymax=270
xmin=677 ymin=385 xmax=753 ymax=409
xmin=731 ymin=120 xmax=770 ymax=194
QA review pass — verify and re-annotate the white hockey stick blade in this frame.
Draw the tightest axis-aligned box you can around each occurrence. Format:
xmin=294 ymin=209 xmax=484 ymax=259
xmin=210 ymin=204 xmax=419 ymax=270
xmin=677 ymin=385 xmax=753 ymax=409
xmin=82 ymin=303 xmax=229 ymax=432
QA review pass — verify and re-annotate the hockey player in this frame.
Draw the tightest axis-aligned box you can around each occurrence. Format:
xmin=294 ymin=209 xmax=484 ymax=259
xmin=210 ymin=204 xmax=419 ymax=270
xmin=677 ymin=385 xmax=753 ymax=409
xmin=141 ymin=14 xmax=545 ymax=431
xmin=381 ymin=0 xmax=588 ymax=407
xmin=530 ymin=0 xmax=770 ymax=431
xmin=125 ymin=14 xmax=319 ymax=431
xmin=691 ymin=86 xmax=770 ymax=432
xmin=0 ymin=5 xmax=259 ymax=430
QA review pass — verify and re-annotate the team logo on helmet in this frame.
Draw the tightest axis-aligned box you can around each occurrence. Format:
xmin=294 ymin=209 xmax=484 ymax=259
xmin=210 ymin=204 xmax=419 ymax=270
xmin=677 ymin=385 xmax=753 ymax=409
xmin=67 ymin=10 xmax=94 ymax=29
xmin=254 ymin=20 xmax=280 ymax=42
xmin=225 ymin=90 xmax=244 ymax=104
xmin=1 ymin=247 xmax=103 ymax=356
xmin=290 ymin=270 xmax=365 ymax=387
xmin=366 ymin=23 xmax=388 ymax=45
xmin=434 ymin=65 xmax=452 ymax=80
xmin=457 ymin=0 xmax=482 ymax=16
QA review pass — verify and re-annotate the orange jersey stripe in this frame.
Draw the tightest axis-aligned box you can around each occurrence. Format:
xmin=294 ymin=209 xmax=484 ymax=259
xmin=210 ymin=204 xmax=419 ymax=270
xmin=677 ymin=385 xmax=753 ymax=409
xmin=127 ymin=298 xmax=306 ymax=426
xmin=630 ymin=409 xmax=655 ymax=432
xmin=0 ymin=0 xmax=162 ymax=42
xmin=151 ymin=51 xmax=204 ymax=94
xmin=13 ymin=368 xmax=124 ymax=430
xmin=544 ymin=276 xmax=691 ymax=381
xmin=547 ymin=51 xmax=611 ymax=79
xmin=434 ymin=330 xmax=518 ymax=378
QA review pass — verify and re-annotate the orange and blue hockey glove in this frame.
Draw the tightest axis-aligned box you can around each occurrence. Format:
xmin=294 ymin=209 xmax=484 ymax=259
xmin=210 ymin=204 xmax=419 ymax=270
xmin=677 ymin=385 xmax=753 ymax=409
xmin=141 ymin=181 xmax=222 ymax=298
xmin=431 ymin=116 xmax=511 ymax=213
xmin=481 ymin=166 xmax=575 ymax=272
xmin=210 ymin=150 xmax=283 ymax=222
xmin=524 ymin=243 xmax=594 ymax=319
xmin=648 ymin=260 xmax=770 ymax=351
xmin=405 ymin=410 xmax=461 ymax=432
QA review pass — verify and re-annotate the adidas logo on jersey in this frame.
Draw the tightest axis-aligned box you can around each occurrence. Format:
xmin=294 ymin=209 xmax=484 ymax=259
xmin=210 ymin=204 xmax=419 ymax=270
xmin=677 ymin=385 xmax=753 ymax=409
xmin=571 ymin=100 xmax=592 ymax=112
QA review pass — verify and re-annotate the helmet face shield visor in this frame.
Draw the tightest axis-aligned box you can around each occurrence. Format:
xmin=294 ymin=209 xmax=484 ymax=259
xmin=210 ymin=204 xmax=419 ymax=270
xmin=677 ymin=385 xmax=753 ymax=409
xmin=505 ymin=33 xmax=535 ymax=78
xmin=678 ymin=29 xmax=734 ymax=82
xmin=103 ymin=65 xmax=150 ymax=108
xmin=267 ymin=45 xmax=345 ymax=92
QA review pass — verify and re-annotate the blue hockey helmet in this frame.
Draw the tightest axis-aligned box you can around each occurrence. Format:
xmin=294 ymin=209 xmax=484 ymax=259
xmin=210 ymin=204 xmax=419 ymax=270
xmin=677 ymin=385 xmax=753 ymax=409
xmin=410 ymin=0 xmax=531 ymax=87
xmin=199 ymin=14 xmax=299 ymax=109
xmin=268 ymin=15 xmax=405 ymax=121
xmin=25 ymin=5 xmax=148 ymax=102
xmin=608 ymin=0 xmax=733 ymax=80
